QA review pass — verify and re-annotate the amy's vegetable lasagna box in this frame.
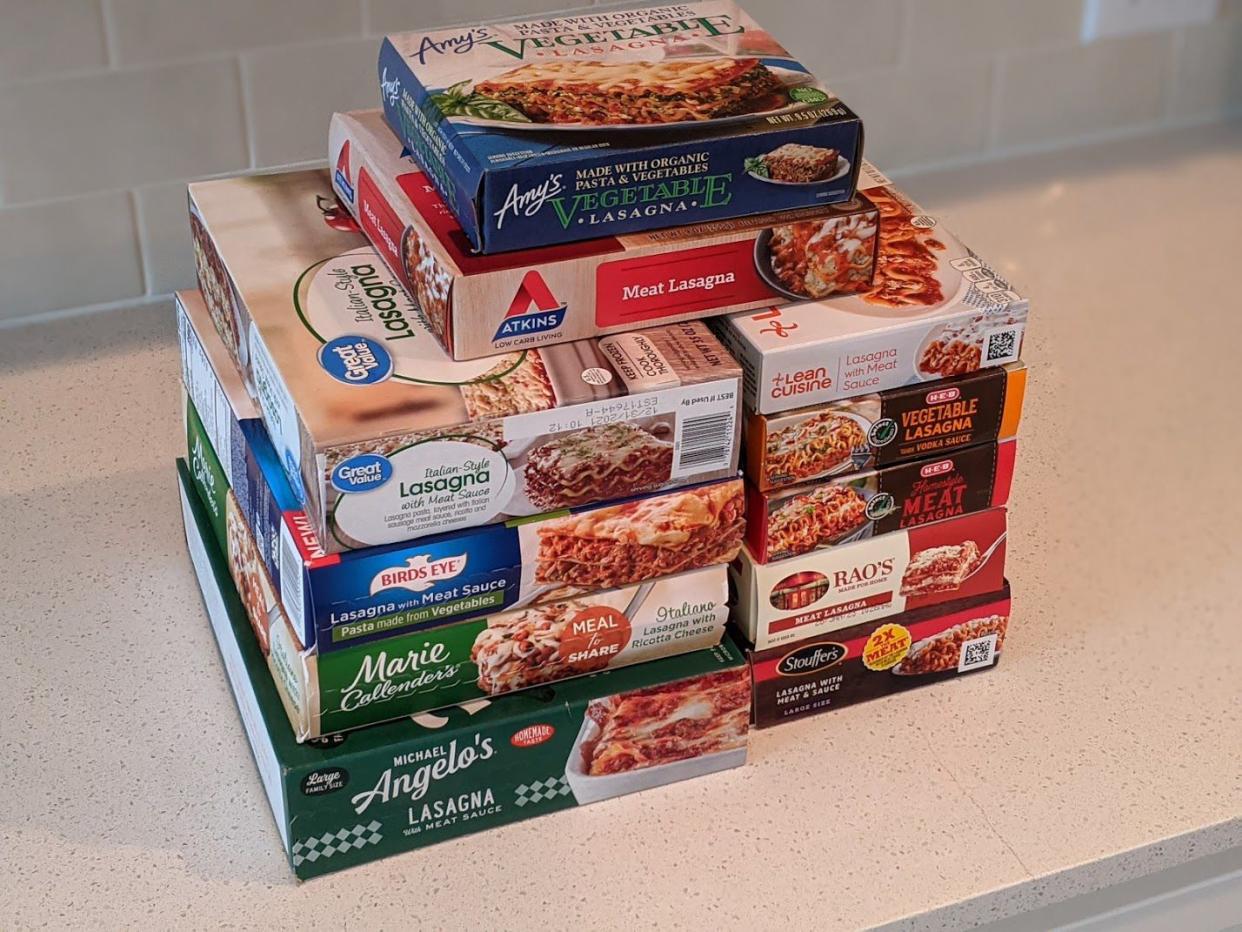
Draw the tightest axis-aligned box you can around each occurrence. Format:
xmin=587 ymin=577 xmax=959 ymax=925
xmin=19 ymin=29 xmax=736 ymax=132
xmin=188 ymin=170 xmax=742 ymax=552
xmin=330 ymin=108 xmax=878 ymax=360
xmin=731 ymin=507 xmax=1007 ymax=650
xmin=376 ymin=1 xmax=863 ymax=252
xmin=749 ymin=583 xmax=1011 ymax=727
xmin=182 ymin=463 xmax=748 ymax=880
xmin=180 ymin=290 xmax=744 ymax=653
xmin=712 ymin=165 xmax=1030 ymax=415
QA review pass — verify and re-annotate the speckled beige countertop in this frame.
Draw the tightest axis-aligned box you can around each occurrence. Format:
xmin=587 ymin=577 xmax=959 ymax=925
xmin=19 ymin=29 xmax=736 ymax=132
xmin=2 ymin=122 xmax=1240 ymax=930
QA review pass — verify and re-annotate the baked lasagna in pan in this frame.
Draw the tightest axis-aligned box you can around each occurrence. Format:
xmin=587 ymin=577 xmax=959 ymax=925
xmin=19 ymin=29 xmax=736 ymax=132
xmin=580 ymin=668 xmax=750 ymax=775
xmin=524 ymin=422 xmax=674 ymax=511
xmin=473 ymin=57 xmax=783 ymax=126
xmin=896 ymin=614 xmax=1008 ymax=675
xmin=535 ymin=482 xmax=744 ymax=590
xmin=761 ymin=143 xmax=839 ymax=182
xmin=470 ymin=601 xmax=612 ymax=695
xmin=225 ymin=492 xmax=272 ymax=656
xmin=767 ymin=484 xmax=868 ymax=559
xmin=764 ymin=411 xmax=867 ymax=484
xmin=460 ymin=351 xmax=556 ymax=420
xmin=402 ymin=228 xmax=453 ymax=345
xmin=900 ymin=541 xmax=981 ymax=597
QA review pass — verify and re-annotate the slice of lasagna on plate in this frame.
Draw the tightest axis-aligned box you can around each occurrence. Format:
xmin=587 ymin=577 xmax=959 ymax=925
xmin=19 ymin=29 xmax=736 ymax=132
xmin=524 ymin=421 xmax=674 ymax=511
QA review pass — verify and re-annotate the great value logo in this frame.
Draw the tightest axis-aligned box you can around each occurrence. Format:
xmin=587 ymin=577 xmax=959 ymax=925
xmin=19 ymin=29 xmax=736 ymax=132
xmin=370 ymin=553 xmax=469 ymax=595
xmin=493 ymin=269 xmax=566 ymax=343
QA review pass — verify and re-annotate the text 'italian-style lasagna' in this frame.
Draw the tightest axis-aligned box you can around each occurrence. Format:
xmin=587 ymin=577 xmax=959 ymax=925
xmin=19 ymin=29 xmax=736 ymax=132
xmin=767 ymin=484 xmax=867 ymax=559
xmin=471 ymin=601 xmax=612 ymax=695
xmin=580 ymin=668 xmax=750 ymax=775
xmin=896 ymin=615 xmax=1009 ymax=675
xmin=900 ymin=541 xmax=980 ymax=597
xmin=524 ymin=421 xmax=674 ymax=511
xmin=764 ymin=411 xmax=866 ymax=484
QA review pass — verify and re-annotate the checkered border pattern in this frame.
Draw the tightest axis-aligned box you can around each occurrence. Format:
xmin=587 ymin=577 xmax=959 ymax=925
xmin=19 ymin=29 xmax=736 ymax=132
xmin=292 ymin=820 xmax=383 ymax=866
xmin=514 ymin=775 xmax=572 ymax=807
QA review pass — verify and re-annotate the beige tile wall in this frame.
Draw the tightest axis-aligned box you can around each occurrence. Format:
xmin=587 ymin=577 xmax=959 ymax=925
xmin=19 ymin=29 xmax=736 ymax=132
xmin=0 ymin=0 xmax=1238 ymax=323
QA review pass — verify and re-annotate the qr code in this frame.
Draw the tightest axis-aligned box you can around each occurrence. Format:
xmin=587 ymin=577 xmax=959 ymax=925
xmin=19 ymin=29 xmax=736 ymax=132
xmin=985 ymin=327 xmax=1020 ymax=362
xmin=958 ymin=634 xmax=999 ymax=672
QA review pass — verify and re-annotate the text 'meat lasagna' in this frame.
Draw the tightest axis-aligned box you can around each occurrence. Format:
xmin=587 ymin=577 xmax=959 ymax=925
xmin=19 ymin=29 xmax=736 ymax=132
xmin=524 ymin=422 xmax=674 ymax=511
xmin=900 ymin=541 xmax=980 ymax=597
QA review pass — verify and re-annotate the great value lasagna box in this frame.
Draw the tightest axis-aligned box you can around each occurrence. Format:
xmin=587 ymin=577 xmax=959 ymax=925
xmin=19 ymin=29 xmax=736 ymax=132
xmin=188 ymin=170 xmax=742 ymax=552
xmin=712 ymin=166 xmax=1030 ymax=415
xmin=182 ymin=462 xmax=749 ymax=881
xmin=377 ymin=1 xmax=863 ymax=252
xmin=749 ymin=583 xmax=1011 ymax=727
xmin=731 ymin=507 xmax=1007 ymax=650
xmin=746 ymin=362 xmax=1027 ymax=491
xmin=330 ymin=108 xmax=878 ymax=360
xmin=746 ymin=440 xmax=1015 ymax=563
xmin=180 ymin=290 xmax=744 ymax=653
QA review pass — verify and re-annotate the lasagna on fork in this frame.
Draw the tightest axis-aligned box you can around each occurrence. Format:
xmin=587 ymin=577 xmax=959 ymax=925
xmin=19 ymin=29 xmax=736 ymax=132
xmin=764 ymin=411 xmax=867 ymax=483
xmin=524 ymin=422 xmax=674 ymax=511
xmin=900 ymin=541 xmax=981 ymax=597
xmin=767 ymin=484 xmax=868 ymax=559
xmin=473 ymin=57 xmax=782 ymax=125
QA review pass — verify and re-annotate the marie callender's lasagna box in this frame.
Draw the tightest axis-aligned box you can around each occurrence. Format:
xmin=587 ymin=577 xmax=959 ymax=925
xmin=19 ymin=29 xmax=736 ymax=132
xmin=181 ymin=462 xmax=749 ymax=879
xmin=713 ymin=165 xmax=1030 ymax=415
xmin=749 ymin=583 xmax=1012 ymax=727
xmin=376 ymin=1 xmax=863 ymax=252
xmin=180 ymin=290 xmax=745 ymax=653
xmin=188 ymin=170 xmax=742 ymax=553
xmin=732 ymin=507 xmax=1007 ymax=650
xmin=330 ymin=108 xmax=878 ymax=360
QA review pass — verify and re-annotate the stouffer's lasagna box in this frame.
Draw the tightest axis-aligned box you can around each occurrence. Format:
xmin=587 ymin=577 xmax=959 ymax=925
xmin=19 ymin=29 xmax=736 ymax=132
xmin=749 ymin=583 xmax=1012 ymax=727
xmin=376 ymin=1 xmax=864 ymax=252
xmin=181 ymin=463 xmax=749 ymax=881
xmin=746 ymin=440 xmax=1016 ymax=563
xmin=712 ymin=165 xmax=1030 ymax=415
xmin=179 ymin=290 xmax=745 ymax=654
xmin=188 ymin=170 xmax=742 ymax=553
xmin=746 ymin=362 xmax=1027 ymax=491
xmin=330 ymin=108 xmax=879 ymax=360
xmin=731 ymin=507 xmax=1007 ymax=650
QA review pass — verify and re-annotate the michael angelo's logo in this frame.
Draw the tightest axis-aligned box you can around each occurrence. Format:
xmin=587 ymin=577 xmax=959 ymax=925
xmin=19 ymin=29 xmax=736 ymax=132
xmin=493 ymin=269 xmax=566 ymax=343
xmin=334 ymin=140 xmax=355 ymax=204
xmin=370 ymin=552 xmax=469 ymax=595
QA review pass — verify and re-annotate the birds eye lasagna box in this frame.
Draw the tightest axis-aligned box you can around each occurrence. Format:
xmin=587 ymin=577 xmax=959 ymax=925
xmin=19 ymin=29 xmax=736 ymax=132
xmin=330 ymin=108 xmax=878 ymax=360
xmin=188 ymin=170 xmax=742 ymax=554
xmin=181 ymin=461 xmax=749 ymax=877
xmin=376 ymin=1 xmax=863 ymax=252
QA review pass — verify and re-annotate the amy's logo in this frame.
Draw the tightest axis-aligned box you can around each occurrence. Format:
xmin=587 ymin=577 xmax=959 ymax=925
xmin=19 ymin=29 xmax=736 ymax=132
xmin=776 ymin=642 xmax=847 ymax=676
xmin=334 ymin=140 xmax=355 ymax=204
xmin=493 ymin=270 xmax=566 ymax=343
xmin=370 ymin=552 xmax=468 ymax=595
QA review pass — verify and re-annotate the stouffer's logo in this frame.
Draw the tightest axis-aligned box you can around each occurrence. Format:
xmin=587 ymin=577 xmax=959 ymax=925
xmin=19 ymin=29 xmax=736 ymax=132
xmin=920 ymin=458 xmax=954 ymax=478
xmin=776 ymin=642 xmax=848 ymax=676
xmin=925 ymin=386 xmax=960 ymax=404
xmin=493 ymin=269 xmax=566 ymax=343
xmin=369 ymin=552 xmax=468 ymax=595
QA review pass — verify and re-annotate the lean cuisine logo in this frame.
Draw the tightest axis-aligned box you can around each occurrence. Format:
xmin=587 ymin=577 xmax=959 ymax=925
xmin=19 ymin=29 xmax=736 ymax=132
xmin=493 ymin=269 xmax=566 ymax=343
xmin=334 ymin=140 xmax=355 ymax=204
xmin=370 ymin=553 xmax=469 ymax=595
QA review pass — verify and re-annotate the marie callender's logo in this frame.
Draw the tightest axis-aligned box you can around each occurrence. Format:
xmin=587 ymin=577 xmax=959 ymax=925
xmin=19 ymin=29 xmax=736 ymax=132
xmin=370 ymin=552 xmax=468 ymax=595
xmin=493 ymin=270 xmax=566 ymax=343
xmin=334 ymin=140 xmax=354 ymax=204
xmin=776 ymin=641 xmax=847 ymax=676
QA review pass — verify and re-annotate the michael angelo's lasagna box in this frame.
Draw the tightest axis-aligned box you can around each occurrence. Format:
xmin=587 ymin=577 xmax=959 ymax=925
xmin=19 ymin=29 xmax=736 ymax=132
xmin=749 ymin=583 xmax=1011 ymax=727
xmin=182 ymin=462 xmax=749 ymax=879
xmin=732 ymin=506 xmax=1007 ymax=650
xmin=188 ymin=170 xmax=742 ymax=553
xmin=331 ymin=108 xmax=878 ymax=360
xmin=377 ymin=1 xmax=863 ymax=252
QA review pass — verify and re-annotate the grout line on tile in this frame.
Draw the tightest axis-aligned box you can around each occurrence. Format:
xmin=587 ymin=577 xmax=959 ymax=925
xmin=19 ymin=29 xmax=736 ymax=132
xmin=236 ymin=55 xmax=259 ymax=170
xmin=129 ymin=189 xmax=153 ymax=295
xmin=0 ymin=293 xmax=169 ymax=332
xmin=98 ymin=0 xmax=120 ymax=69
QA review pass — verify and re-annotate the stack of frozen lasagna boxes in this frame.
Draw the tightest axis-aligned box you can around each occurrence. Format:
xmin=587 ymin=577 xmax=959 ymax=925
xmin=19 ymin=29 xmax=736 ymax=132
xmin=177 ymin=1 xmax=1028 ymax=879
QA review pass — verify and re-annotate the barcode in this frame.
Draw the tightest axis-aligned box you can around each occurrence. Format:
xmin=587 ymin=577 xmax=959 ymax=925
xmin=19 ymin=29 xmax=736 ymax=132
xmin=985 ymin=327 xmax=1020 ymax=362
xmin=958 ymin=634 xmax=999 ymax=672
xmin=278 ymin=526 xmax=305 ymax=629
xmin=676 ymin=411 xmax=734 ymax=471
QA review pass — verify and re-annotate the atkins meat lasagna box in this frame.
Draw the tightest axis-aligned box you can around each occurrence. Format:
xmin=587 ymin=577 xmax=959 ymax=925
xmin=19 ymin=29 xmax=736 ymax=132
xmin=330 ymin=108 xmax=878 ymax=360
xmin=746 ymin=362 xmax=1027 ymax=491
xmin=731 ymin=507 xmax=1007 ymax=650
xmin=376 ymin=1 xmax=863 ymax=252
xmin=188 ymin=170 xmax=742 ymax=553
xmin=180 ymin=290 xmax=744 ymax=653
xmin=182 ymin=463 xmax=748 ymax=878
xmin=712 ymin=165 xmax=1030 ymax=415
xmin=747 ymin=440 xmax=1015 ymax=563
xmin=749 ymin=583 xmax=1011 ymax=727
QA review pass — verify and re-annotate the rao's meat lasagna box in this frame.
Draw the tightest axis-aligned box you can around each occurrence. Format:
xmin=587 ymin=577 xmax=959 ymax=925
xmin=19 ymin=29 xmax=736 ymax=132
xmin=746 ymin=362 xmax=1027 ymax=490
xmin=183 ymin=463 xmax=749 ymax=881
xmin=732 ymin=507 xmax=1007 ymax=650
xmin=747 ymin=439 xmax=1015 ymax=562
xmin=330 ymin=108 xmax=878 ymax=360
xmin=180 ymin=290 xmax=745 ymax=653
xmin=712 ymin=165 xmax=1030 ymax=415
xmin=376 ymin=1 xmax=863 ymax=252
xmin=188 ymin=170 xmax=742 ymax=553
xmin=749 ymin=583 xmax=1011 ymax=727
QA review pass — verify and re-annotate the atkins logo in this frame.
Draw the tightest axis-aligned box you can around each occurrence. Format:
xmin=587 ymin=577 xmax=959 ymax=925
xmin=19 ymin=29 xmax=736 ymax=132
xmin=334 ymin=141 xmax=355 ymax=204
xmin=493 ymin=270 xmax=566 ymax=343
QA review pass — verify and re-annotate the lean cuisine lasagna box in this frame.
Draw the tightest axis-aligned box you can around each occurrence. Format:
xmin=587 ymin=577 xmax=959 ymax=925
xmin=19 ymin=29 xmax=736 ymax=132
xmin=330 ymin=108 xmax=878 ymax=360
xmin=712 ymin=166 xmax=1030 ymax=415
xmin=376 ymin=1 xmax=863 ymax=252
xmin=732 ymin=507 xmax=1007 ymax=650
xmin=749 ymin=583 xmax=1011 ymax=727
xmin=188 ymin=170 xmax=742 ymax=552
xmin=180 ymin=290 xmax=744 ymax=653
xmin=181 ymin=463 xmax=749 ymax=878
xmin=746 ymin=362 xmax=1027 ymax=491
xmin=746 ymin=439 xmax=1016 ymax=563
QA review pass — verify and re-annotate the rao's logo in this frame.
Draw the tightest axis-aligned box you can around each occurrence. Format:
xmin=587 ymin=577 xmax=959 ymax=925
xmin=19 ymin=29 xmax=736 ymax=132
xmin=334 ymin=140 xmax=355 ymax=204
xmin=369 ymin=553 xmax=468 ymax=595
xmin=493 ymin=270 xmax=566 ymax=343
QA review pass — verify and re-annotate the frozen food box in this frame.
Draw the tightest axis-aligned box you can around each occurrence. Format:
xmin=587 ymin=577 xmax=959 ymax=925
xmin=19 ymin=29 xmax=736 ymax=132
xmin=187 ymin=170 xmax=742 ymax=552
xmin=330 ymin=108 xmax=878 ymax=359
xmin=712 ymin=165 xmax=1030 ymax=415
xmin=749 ymin=583 xmax=1011 ymax=727
xmin=181 ymin=460 xmax=749 ymax=880
xmin=746 ymin=439 xmax=1016 ymax=563
xmin=746 ymin=361 xmax=1027 ymax=491
xmin=180 ymin=290 xmax=745 ymax=653
xmin=732 ymin=507 xmax=1007 ymax=650
xmin=377 ymin=1 xmax=863 ymax=252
